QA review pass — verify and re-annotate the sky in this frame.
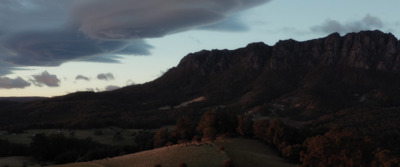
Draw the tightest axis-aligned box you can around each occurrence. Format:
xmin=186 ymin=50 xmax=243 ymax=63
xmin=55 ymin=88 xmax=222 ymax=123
xmin=0 ymin=0 xmax=399 ymax=97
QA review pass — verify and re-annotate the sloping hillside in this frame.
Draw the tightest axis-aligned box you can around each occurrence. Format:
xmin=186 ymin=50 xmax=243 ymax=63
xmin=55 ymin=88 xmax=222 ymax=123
xmin=1 ymin=30 xmax=400 ymax=135
xmin=51 ymin=138 xmax=295 ymax=167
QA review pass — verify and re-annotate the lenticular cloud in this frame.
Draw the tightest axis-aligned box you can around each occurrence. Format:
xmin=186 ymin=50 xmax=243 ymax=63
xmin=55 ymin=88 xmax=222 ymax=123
xmin=0 ymin=0 xmax=270 ymax=76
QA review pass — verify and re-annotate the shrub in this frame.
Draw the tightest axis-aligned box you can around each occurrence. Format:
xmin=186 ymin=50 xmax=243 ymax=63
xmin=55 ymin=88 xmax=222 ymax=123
xmin=178 ymin=162 xmax=187 ymax=167
xmin=170 ymin=116 xmax=196 ymax=142
xmin=94 ymin=130 xmax=103 ymax=136
xmin=154 ymin=128 xmax=170 ymax=148
xmin=222 ymin=159 xmax=234 ymax=167
xmin=236 ymin=114 xmax=253 ymax=136
xmin=197 ymin=109 xmax=238 ymax=140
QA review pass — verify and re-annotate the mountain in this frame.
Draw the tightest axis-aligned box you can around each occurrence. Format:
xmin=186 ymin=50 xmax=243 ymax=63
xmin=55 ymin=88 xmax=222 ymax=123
xmin=1 ymin=30 xmax=400 ymax=135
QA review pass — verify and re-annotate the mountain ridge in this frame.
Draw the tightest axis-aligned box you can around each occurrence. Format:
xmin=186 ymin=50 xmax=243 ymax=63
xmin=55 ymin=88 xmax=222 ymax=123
xmin=176 ymin=30 xmax=400 ymax=74
xmin=1 ymin=30 xmax=400 ymax=131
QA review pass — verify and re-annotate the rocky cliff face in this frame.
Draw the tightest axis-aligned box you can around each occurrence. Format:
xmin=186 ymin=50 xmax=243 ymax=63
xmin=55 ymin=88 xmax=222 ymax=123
xmin=178 ymin=30 xmax=400 ymax=74
xmin=2 ymin=30 xmax=400 ymax=129
xmin=171 ymin=30 xmax=400 ymax=120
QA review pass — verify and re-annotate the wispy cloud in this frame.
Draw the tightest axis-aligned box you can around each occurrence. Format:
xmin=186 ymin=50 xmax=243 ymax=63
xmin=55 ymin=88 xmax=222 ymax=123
xmin=31 ymin=71 xmax=60 ymax=87
xmin=0 ymin=77 xmax=31 ymax=89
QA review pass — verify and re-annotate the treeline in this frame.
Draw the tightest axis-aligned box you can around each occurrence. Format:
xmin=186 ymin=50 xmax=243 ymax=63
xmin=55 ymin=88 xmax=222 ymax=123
xmin=0 ymin=130 xmax=154 ymax=165
xmin=0 ymin=139 xmax=30 ymax=157
xmin=154 ymin=108 xmax=400 ymax=166
xmin=2 ymin=108 xmax=399 ymax=166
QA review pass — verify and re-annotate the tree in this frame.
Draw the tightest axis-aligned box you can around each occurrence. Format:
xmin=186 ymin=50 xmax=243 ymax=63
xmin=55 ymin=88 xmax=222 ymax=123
xmin=170 ymin=116 xmax=196 ymax=142
xmin=372 ymin=149 xmax=400 ymax=167
xmin=154 ymin=128 xmax=170 ymax=148
xmin=301 ymin=128 xmax=376 ymax=167
xmin=253 ymin=119 xmax=270 ymax=142
xmin=197 ymin=109 xmax=238 ymax=140
xmin=135 ymin=130 xmax=154 ymax=151
xmin=197 ymin=110 xmax=218 ymax=140
xmin=236 ymin=114 xmax=253 ymax=136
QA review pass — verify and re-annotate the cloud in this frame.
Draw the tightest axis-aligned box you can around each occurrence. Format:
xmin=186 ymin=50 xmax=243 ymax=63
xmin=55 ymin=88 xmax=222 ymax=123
xmin=0 ymin=77 xmax=31 ymax=89
xmin=198 ymin=15 xmax=249 ymax=32
xmin=105 ymin=85 xmax=120 ymax=91
xmin=75 ymin=75 xmax=90 ymax=81
xmin=125 ymin=79 xmax=136 ymax=86
xmin=1 ymin=30 xmax=152 ymax=66
xmin=31 ymin=71 xmax=60 ymax=87
xmin=86 ymin=88 xmax=95 ymax=92
xmin=0 ymin=61 xmax=16 ymax=76
xmin=0 ymin=0 xmax=70 ymax=33
xmin=97 ymin=73 xmax=115 ymax=81
xmin=0 ymin=0 xmax=270 ymax=76
xmin=311 ymin=14 xmax=384 ymax=34
xmin=73 ymin=0 xmax=271 ymax=40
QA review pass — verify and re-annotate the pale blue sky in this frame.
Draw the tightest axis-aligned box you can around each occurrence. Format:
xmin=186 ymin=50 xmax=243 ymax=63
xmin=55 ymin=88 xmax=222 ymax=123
xmin=0 ymin=0 xmax=399 ymax=97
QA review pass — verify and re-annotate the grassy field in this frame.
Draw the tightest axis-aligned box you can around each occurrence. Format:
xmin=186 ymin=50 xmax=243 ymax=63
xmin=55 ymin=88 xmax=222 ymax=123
xmin=216 ymin=138 xmax=296 ymax=167
xmin=51 ymin=138 xmax=296 ymax=167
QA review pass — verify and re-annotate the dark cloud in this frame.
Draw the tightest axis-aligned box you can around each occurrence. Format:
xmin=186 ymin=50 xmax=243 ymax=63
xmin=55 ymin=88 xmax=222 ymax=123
xmin=105 ymin=85 xmax=120 ymax=91
xmin=311 ymin=14 xmax=384 ymax=34
xmin=72 ymin=0 xmax=271 ymax=40
xmin=75 ymin=75 xmax=90 ymax=81
xmin=0 ymin=0 xmax=270 ymax=75
xmin=0 ymin=77 xmax=31 ymax=89
xmin=0 ymin=0 xmax=70 ymax=33
xmin=97 ymin=73 xmax=115 ymax=81
xmin=1 ymin=30 xmax=152 ymax=66
xmin=31 ymin=71 xmax=60 ymax=87
xmin=0 ymin=61 xmax=16 ymax=76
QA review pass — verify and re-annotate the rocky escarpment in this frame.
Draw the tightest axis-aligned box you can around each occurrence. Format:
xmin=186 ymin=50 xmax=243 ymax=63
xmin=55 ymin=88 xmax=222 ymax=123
xmin=2 ymin=30 xmax=400 ymax=130
xmin=171 ymin=30 xmax=400 ymax=121
xmin=178 ymin=30 xmax=400 ymax=74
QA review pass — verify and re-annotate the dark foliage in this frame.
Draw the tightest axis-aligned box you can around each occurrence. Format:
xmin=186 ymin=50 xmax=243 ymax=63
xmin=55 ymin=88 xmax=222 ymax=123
xmin=154 ymin=128 xmax=170 ymax=148
xmin=29 ymin=133 xmax=138 ymax=164
xmin=222 ymin=159 xmax=234 ymax=167
xmin=178 ymin=162 xmax=187 ymax=167
xmin=197 ymin=109 xmax=238 ymax=140
xmin=170 ymin=116 xmax=196 ymax=142
xmin=0 ymin=139 xmax=30 ymax=157
xmin=134 ymin=130 xmax=155 ymax=151
xmin=236 ymin=114 xmax=253 ymax=136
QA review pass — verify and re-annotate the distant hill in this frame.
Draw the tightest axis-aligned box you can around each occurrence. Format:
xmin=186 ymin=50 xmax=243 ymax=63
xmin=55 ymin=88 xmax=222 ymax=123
xmin=1 ymin=30 xmax=400 ymax=138
xmin=0 ymin=97 xmax=47 ymax=102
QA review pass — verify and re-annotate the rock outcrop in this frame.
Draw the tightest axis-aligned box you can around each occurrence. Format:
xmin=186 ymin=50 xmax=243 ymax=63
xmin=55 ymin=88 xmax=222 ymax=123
xmin=178 ymin=30 xmax=400 ymax=74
